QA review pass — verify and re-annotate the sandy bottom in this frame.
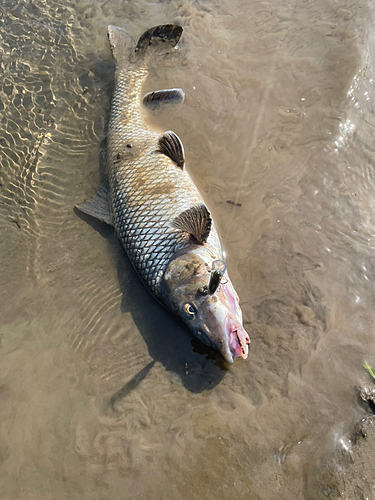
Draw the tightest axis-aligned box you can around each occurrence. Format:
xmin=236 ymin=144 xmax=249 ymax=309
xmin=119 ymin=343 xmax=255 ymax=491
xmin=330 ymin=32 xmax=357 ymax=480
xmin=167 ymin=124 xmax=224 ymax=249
xmin=1 ymin=0 xmax=375 ymax=498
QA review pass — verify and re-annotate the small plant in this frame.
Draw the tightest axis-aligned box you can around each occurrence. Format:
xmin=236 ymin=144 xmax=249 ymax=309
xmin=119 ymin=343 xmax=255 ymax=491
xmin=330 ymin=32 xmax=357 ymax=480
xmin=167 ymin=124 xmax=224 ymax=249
xmin=363 ymin=361 xmax=375 ymax=380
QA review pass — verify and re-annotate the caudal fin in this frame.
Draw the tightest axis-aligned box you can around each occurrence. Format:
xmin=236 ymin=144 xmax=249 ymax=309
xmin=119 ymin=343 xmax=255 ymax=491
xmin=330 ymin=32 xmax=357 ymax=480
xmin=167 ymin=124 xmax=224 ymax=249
xmin=135 ymin=24 xmax=183 ymax=59
xmin=107 ymin=25 xmax=136 ymax=65
xmin=108 ymin=24 xmax=183 ymax=66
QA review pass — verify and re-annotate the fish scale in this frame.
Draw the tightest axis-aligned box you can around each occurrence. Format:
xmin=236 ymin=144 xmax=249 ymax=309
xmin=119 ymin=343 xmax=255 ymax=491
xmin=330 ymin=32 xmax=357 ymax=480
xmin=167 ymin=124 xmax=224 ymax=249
xmin=108 ymin=64 xmax=221 ymax=297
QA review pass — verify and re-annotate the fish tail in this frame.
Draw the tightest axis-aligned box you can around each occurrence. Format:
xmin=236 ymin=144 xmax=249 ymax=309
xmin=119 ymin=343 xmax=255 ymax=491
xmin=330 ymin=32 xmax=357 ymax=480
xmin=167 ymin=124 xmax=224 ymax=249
xmin=135 ymin=24 xmax=183 ymax=60
xmin=108 ymin=24 xmax=183 ymax=66
xmin=107 ymin=25 xmax=136 ymax=65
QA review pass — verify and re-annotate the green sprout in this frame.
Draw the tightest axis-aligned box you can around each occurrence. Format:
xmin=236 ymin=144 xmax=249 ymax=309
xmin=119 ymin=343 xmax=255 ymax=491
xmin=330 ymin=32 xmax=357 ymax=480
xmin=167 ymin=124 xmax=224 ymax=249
xmin=363 ymin=361 xmax=375 ymax=380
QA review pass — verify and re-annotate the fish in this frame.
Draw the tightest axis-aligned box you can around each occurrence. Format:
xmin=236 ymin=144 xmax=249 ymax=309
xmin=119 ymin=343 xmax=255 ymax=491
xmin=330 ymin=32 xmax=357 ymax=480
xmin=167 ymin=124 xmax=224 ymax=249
xmin=76 ymin=24 xmax=250 ymax=364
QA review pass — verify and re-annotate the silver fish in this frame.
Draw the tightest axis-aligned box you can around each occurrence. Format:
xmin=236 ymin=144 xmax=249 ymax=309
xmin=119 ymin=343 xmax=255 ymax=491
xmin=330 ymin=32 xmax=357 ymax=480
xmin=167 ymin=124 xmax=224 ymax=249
xmin=76 ymin=24 xmax=250 ymax=363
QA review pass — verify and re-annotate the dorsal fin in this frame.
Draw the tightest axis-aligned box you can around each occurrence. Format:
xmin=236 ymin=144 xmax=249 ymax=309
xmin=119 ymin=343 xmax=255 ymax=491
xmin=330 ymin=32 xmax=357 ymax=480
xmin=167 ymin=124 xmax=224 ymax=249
xmin=158 ymin=131 xmax=185 ymax=168
xmin=171 ymin=204 xmax=212 ymax=244
xmin=143 ymin=88 xmax=185 ymax=110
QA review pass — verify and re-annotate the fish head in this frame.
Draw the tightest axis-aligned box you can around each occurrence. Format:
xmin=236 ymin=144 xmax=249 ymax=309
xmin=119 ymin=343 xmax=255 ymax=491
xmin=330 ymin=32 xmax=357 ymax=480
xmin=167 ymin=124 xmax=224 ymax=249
xmin=162 ymin=249 xmax=250 ymax=364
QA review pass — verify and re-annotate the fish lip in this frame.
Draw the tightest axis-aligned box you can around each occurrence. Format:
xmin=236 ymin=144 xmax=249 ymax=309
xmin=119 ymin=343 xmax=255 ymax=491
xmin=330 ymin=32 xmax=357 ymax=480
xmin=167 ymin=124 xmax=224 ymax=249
xmin=225 ymin=317 xmax=250 ymax=360
xmin=193 ymin=319 xmax=249 ymax=364
xmin=195 ymin=328 xmax=234 ymax=363
xmin=222 ymin=349 xmax=234 ymax=364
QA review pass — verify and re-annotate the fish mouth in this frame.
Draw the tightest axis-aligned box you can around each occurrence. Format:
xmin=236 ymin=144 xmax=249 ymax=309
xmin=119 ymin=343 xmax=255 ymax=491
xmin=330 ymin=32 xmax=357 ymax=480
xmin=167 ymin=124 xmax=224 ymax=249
xmin=194 ymin=318 xmax=250 ymax=364
xmin=226 ymin=319 xmax=250 ymax=361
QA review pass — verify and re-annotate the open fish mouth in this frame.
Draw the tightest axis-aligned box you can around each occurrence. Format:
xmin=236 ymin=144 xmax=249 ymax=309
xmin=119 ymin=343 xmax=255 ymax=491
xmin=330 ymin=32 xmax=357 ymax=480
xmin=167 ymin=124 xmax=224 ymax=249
xmin=227 ymin=321 xmax=250 ymax=360
xmin=194 ymin=317 xmax=250 ymax=364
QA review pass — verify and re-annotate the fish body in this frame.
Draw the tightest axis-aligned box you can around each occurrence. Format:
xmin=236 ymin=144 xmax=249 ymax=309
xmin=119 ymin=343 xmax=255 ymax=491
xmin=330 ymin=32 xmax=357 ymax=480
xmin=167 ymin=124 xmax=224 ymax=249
xmin=77 ymin=25 xmax=250 ymax=363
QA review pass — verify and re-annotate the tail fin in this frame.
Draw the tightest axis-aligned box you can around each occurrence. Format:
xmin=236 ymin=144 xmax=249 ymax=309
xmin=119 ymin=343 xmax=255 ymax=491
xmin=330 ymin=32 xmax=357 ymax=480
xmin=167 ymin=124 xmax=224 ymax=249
xmin=107 ymin=25 xmax=136 ymax=65
xmin=135 ymin=24 xmax=183 ymax=59
xmin=108 ymin=24 xmax=183 ymax=66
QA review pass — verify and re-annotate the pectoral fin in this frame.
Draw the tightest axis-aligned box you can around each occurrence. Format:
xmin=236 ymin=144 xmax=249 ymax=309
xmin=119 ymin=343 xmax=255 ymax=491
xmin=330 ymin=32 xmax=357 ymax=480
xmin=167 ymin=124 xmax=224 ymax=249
xmin=158 ymin=131 xmax=185 ymax=168
xmin=171 ymin=203 xmax=212 ymax=244
xmin=75 ymin=184 xmax=113 ymax=226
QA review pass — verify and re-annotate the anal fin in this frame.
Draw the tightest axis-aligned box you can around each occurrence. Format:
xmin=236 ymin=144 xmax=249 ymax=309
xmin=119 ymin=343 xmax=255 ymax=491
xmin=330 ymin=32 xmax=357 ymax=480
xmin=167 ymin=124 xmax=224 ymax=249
xmin=75 ymin=184 xmax=113 ymax=226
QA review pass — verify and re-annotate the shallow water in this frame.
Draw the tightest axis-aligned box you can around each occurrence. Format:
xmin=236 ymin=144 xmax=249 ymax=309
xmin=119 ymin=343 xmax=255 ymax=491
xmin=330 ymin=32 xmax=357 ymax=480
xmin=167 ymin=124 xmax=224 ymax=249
xmin=1 ymin=0 xmax=375 ymax=498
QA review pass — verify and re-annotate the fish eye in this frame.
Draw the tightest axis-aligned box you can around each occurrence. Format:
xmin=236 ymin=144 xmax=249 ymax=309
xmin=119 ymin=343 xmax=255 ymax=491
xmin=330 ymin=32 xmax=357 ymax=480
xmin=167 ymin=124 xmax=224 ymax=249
xmin=183 ymin=303 xmax=196 ymax=319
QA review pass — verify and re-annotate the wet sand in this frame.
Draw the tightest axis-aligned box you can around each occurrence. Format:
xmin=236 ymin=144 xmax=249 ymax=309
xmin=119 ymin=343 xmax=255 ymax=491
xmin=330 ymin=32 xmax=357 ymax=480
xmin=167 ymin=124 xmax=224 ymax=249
xmin=1 ymin=0 xmax=375 ymax=498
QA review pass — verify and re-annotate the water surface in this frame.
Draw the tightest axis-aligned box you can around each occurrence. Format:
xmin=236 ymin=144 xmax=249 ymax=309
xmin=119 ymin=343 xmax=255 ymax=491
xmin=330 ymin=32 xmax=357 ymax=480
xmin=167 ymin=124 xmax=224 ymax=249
xmin=1 ymin=0 xmax=375 ymax=498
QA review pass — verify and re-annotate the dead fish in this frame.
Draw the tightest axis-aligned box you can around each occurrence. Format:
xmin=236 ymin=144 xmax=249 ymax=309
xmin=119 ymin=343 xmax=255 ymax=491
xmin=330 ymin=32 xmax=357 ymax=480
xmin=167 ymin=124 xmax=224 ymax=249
xmin=76 ymin=24 xmax=250 ymax=364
